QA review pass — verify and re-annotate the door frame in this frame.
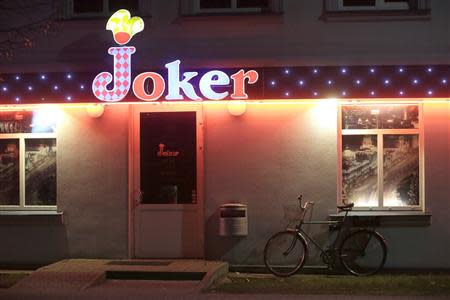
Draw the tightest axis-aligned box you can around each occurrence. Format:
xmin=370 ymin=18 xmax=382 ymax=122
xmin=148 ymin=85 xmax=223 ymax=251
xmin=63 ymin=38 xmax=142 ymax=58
xmin=127 ymin=103 xmax=205 ymax=258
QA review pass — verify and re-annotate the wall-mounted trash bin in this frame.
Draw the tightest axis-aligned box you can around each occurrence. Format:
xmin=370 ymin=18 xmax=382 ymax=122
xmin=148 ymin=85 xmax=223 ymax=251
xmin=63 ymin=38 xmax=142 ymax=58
xmin=219 ymin=203 xmax=248 ymax=237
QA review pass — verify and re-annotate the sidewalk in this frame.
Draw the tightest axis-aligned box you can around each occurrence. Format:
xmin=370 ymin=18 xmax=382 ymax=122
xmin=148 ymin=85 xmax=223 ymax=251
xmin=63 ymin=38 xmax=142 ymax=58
xmin=1 ymin=260 xmax=449 ymax=300
xmin=0 ymin=258 xmax=228 ymax=299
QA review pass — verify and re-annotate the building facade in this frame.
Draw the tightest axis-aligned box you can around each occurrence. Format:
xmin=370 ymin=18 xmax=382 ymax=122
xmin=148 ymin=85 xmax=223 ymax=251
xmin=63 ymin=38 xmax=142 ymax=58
xmin=1 ymin=0 xmax=449 ymax=269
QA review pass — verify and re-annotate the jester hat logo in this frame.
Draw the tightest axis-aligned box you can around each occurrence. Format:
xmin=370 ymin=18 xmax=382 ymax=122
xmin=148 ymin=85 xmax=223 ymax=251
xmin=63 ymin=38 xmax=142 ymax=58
xmin=92 ymin=10 xmax=144 ymax=102
xmin=106 ymin=9 xmax=144 ymax=45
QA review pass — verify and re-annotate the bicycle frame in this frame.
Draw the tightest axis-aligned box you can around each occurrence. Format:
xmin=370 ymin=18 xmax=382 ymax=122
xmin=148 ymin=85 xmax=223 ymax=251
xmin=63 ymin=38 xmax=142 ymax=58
xmin=295 ymin=203 xmax=352 ymax=258
xmin=264 ymin=197 xmax=387 ymax=277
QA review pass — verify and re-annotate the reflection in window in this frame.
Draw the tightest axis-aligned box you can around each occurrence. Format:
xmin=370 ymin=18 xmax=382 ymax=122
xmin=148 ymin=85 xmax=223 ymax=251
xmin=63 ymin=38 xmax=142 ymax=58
xmin=0 ymin=139 xmax=19 ymax=205
xmin=383 ymin=135 xmax=419 ymax=206
xmin=0 ymin=111 xmax=56 ymax=134
xmin=342 ymin=135 xmax=378 ymax=206
xmin=342 ymin=105 xmax=419 ymax=130
xmin=25 ymin=139 xmax=57 ymax=206
xmin=341 ymin=105 xmax=421 ymax=209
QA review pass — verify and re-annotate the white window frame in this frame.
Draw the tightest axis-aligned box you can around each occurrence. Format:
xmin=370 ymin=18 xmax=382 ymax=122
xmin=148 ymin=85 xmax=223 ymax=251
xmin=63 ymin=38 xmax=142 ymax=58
xmin=337 ymin=104 xmax=424 ymax=211
xmin=195 ymin=0 xmax=267 ymax=14
xmin=0 ymin=133 xmax=57 ymax=211
xmin=338 ymin=0 xmax=409 ymax=11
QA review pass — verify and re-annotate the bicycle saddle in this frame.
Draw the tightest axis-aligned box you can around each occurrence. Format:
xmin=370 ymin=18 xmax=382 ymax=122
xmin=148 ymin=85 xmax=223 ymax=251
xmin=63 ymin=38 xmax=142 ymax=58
xmin=337 ymin=203 xmax=354 ymax=210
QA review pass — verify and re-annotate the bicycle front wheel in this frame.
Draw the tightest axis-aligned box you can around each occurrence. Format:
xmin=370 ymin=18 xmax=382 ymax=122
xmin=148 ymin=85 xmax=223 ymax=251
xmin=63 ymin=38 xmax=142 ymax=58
xmin=340 ymin=230 xmax=387 ymax=276
xmin=264 ymin=230 xmax=307 ymax=277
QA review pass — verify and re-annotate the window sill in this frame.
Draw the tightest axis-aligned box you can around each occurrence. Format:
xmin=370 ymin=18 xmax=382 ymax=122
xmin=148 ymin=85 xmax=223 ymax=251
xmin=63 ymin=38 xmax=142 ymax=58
xmin=320 ymin=10 xmax=431 ymax=22
xmin=175 ymin=13 xmax=283 ymax=24
xmin=58 ymin=15 xmax=152 ymax=22
xmin=0 ymin=211 xmax=63 ymax=225
xmin=329 ymin=211 xmax=431 ymax=227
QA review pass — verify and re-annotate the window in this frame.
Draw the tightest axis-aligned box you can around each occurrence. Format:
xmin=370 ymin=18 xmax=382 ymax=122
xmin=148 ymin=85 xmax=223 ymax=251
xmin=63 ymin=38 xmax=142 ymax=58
xmin=339 ymin=105 xmax=422 ymax=209
xmin=196 ymin=0 xmax=269 ymax=13
xmin=339 ymin=0 xmax=409 ymax=11
xmin=0 ymin=111 xmax=57 ymax=210
xmin=182 ymin=0 xmax=283 ymax=15
xmin=321 ymin=0 xmax=431 ymax=20
xmin=71 ymin=0 xmax=150 ymax=17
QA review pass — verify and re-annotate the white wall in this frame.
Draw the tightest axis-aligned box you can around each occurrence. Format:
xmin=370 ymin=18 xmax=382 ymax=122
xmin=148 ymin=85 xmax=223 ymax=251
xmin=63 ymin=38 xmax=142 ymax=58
xmin=2 ymin=0 xmax=448 ymax=72
xmin=57 ymin=105 xmax=129 ymax=258
xmin=203 ymin=102 xmax=450 ymax=268
xmin=1 ymin=0 xmax=449 ymax=267
xmin=203 ymin=102 xmax=339 ymax=264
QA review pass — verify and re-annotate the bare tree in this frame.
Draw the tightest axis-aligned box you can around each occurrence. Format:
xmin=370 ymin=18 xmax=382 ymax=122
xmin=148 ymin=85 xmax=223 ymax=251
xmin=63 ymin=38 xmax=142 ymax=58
xmin=0 ymin=0 xmax=59 ymax=60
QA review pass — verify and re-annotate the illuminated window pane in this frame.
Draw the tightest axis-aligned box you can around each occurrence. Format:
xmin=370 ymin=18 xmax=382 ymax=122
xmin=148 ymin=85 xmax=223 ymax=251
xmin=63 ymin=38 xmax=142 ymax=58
xmin=200 ymin=0 xmax=232 ymax=9
xmin=25 ymin=139 xmax=57 ymax=206
xmin=342 ymin=105 xmax=419 ymax=130
xmin=342 ymin=106 xmax=378 ymax=129
xmin=0 ymin=139 xmax=19 ymax=205
xmin=342 ymin=135 xmax=378 ymax=207
xmin=383 ymin=135 xmax=419 ymax=206
xmin=0 ymin=111 xmax=56 ymax=133
xmin=0 ymin=111 xmax=33 ymax=133
xmin=379 ymin=105 xmax=419 ymax=129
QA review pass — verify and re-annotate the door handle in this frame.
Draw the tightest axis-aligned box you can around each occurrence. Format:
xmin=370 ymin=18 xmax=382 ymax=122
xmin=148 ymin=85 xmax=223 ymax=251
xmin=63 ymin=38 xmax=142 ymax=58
xmin=135 ymin=190 xmax=143 ymax=206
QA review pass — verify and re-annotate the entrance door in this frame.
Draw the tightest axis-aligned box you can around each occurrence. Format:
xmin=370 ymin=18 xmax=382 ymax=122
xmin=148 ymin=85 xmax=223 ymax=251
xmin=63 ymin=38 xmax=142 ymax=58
xmin=131 ymin=104 xmax=204 ymax=258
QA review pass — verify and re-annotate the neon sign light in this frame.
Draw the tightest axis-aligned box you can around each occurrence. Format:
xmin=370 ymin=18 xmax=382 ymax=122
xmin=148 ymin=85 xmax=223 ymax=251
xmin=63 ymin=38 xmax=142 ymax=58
xmin=93 ymin=10 xmax=259 ymax=102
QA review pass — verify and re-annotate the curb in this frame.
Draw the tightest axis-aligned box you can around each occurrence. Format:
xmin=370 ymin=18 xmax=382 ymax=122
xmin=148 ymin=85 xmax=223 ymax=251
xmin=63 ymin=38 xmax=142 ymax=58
xmin=200 ymin=262 xmax=229 ymax=292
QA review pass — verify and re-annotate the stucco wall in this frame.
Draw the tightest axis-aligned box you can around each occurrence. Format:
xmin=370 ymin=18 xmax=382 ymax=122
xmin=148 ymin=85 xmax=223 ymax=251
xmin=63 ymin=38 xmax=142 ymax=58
xmin=57 ymin=105 xmax=129 ymax=259
xmin=203 ymin=102 xmax=450 ymax=268
xmin=2 ymin=0 xmax=449 ymax=72
xmin=0 ymin=0 xmax=449 ymax=267
xmin=0 ymin=105 xmax=129 ymax=265
xmin=1 ymin=102 xmax=449 ymax=268
xmin=203 ymin=102 xmax=338 ymax=265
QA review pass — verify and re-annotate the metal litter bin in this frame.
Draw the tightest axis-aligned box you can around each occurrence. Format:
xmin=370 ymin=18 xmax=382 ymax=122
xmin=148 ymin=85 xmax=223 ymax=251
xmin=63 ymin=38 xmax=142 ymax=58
xmin=219 ymin=203 xmax=248 ymax=237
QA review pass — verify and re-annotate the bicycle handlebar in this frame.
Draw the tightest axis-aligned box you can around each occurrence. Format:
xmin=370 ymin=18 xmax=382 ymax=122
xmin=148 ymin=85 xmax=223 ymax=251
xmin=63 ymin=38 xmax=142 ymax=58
xmin=298 ymin=194 xmax=314 ymax=210
xmin=303 ymin=201 xmax=314 ymax=210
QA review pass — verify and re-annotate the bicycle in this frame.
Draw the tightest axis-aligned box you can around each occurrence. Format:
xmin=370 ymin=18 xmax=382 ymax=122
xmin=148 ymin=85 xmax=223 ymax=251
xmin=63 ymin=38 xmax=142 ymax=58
xmin=264 ymin=195 xmax=387 ymax=277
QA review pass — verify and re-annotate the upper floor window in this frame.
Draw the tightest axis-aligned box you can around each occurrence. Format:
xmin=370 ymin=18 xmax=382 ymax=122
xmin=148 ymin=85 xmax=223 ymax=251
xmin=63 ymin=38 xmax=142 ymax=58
xmin=339 ymin=105 xmax=422 ymax=210
xmin=339 ymin=0 xmax=409 ymax=11
xmin=71 ymin=0 xmax=150 ymax=18
xmin=196 ymin=0 xmax=269 ymax=13
xmin=179 ymin=0 xmax=282 ymax=15
xmin=322 ymin=0 xmax=430 ymax=20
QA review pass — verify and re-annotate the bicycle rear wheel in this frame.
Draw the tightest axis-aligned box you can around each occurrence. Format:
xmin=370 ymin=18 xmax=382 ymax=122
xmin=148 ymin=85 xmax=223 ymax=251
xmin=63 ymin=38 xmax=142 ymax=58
xmin=340 ymin=230 xmax=387 ymax=276
xmin=264 ymin=230 xmax=307 ymax=277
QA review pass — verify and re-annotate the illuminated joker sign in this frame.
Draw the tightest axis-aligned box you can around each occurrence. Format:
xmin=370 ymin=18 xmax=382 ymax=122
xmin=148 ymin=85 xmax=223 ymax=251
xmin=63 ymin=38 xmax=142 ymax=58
xmin=93 ymin=10 xmax=258 ymax=102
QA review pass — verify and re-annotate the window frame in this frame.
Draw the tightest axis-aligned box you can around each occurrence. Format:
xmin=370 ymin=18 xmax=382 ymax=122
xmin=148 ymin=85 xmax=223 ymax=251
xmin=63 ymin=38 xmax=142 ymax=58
xmin=70 ymin=0 xmax=148 ymax=18
xmin=0 ymin=133 xmax=57 ymax=211
xmin=194 ymin=0 xmax=268 ymax=14
xmin=337 ymin=104 xmax=424 ymax=211
xmin=338 ymin=0 xmax=409 ymax=11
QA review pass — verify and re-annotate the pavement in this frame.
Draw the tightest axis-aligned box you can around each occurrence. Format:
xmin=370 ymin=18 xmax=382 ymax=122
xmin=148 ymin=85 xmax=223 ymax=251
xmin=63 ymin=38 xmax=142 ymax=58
xmin=0 ymin=259 xmax=449 ymax=300
xmin=0 ymin=258 xmax=228 ymax=300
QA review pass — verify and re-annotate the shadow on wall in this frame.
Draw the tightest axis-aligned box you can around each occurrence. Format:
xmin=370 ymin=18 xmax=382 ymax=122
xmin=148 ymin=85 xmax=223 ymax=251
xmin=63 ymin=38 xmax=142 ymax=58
xmin=205 ymin=207 xmax=242 ymax=260
xmin=0 ymin=223 xmax=68 ymax=267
